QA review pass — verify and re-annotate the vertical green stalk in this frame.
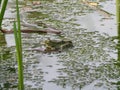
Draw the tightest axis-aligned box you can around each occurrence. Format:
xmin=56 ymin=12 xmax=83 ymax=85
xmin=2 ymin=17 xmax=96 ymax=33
xmin=0 ymin=0 xmax=8 ymax=30
xmin=116 ymin=0 xmax=120 ymax=60
xmin=13 ymin=21 xmax=24 ymax=90
xmin=13 ymin=0 xmax=24 ymax=90
xmin=116 ymin=0 xmax=120 ymax=37
xmin=16 ymin=0 xmax=22 ymax=46
xmin=0 ymin=0 xmax=2 ymax=6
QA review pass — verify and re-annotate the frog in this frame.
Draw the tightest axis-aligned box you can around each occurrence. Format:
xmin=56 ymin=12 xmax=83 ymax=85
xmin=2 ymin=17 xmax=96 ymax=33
xmin=44 ymin=38 xmax=73 ymax=52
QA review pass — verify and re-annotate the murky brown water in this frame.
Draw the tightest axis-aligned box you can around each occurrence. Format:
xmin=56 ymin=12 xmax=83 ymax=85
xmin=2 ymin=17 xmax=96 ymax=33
xmin=0 ymin=0 xmax=119 ymax=90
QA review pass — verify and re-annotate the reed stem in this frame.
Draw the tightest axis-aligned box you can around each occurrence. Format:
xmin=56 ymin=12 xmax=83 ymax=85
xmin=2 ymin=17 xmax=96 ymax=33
xmin=13 ymin=22 xmax=24 ymax=90
xmin=13 ymin=0 xmax=24 ymax=89
xmin=16 ymin=0 xmax=22 ymax=45
xmin=116 ymin=0 xmax=120 ymax=60
xmin=0 ymin=0 xmax=8 ymax=30
xmin=0 ymin=0 xmax=2 ymax=6
xmin=116 ymin=0 xmax=120 ymax=37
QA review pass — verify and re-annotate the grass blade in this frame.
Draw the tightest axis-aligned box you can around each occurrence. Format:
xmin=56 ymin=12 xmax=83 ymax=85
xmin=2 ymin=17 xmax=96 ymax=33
xmin=0 ymin=0 xmax=8 ymax=29
xmin=13 ymin=0 xmax=24 ymax=89
xmin=13 ymin=21 xmax=24 ymax=90
xmin=16 ymin=0 xmax=22 ymax=46
xmin=116 ymin=0 xmax=120 ymax=37
xmin=0 ymin=0 xmax=2 ymax=6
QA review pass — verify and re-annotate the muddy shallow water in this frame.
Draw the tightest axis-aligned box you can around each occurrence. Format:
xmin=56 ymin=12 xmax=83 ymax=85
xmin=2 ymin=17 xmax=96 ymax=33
xmin=0 ymin=0 xmax=119 ymax=90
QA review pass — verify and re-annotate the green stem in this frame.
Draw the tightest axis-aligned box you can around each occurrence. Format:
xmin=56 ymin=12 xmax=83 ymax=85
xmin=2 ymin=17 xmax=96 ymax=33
xmin=16 ymin=0 xmax=22 ymax=46
xmin=116 ymin=0 xmax=120 ymax=37
xmin=13 ymin=22 xmax=24 ymax=90
xmin=14 ymin=0 xmax=24 ymax=89
xmin=0 ymin=0 xmax=2 ymax=6
xmin=116 ymin=0 xmax=120 ymax=61
xmin=0 ymin=0 xmax=8 ymax=30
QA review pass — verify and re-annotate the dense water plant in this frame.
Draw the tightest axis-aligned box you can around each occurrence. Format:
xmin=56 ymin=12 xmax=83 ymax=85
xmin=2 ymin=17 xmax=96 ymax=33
xmin=0 ymin=0 xmax=8 ymax=30
xmin=13 ymin=0 xmax=24 ymax=89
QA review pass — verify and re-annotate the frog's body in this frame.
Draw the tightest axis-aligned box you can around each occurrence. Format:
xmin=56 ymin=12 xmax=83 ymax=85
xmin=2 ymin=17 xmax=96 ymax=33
xmin=44 ymin=38 xmax=73 ymax=52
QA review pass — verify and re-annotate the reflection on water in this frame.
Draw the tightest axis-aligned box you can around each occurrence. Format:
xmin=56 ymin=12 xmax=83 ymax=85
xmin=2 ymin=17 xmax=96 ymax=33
xmin=0 ymin=33 xmax=16 ymax=89
xmin=0 ymin=33 xmax=13 ymax=61
xmin=0 ymin=0 xmax=119 ymax=90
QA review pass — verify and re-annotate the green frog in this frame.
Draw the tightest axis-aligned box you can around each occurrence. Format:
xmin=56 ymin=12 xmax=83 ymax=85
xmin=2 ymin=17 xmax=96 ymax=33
xmin=44 ymin=38 xmax=73 ymax=52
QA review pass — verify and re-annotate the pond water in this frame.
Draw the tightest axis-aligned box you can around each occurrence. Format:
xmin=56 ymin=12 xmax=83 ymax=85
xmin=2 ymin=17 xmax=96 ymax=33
xmin=0 ymin=0 xmax=120 ymax=90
